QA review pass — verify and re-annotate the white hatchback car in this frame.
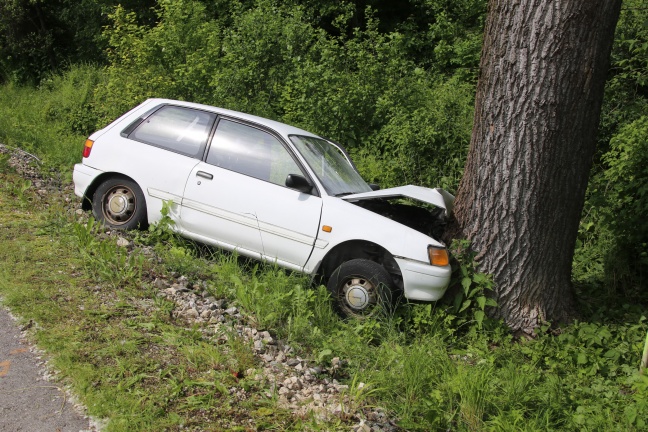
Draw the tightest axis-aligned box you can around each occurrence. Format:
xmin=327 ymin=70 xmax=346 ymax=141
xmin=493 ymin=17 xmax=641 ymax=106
xmin=73 ymin=99 xmax=454 ymax=317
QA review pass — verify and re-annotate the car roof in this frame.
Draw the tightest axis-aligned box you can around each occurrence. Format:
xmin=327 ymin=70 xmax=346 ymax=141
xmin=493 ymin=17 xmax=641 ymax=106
xmin=144 ymin=98 xmax=320 ymax=139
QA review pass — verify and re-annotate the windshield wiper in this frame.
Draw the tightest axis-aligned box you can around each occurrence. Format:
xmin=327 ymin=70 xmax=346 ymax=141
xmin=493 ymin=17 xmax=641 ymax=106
xmin=335 ymin=192 xmax=356 ymax=197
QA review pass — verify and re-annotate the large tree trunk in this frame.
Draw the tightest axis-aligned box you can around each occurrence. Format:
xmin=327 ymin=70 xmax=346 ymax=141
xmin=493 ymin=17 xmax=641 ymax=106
xmin=450 ymin=0 xmax=622 ymax=335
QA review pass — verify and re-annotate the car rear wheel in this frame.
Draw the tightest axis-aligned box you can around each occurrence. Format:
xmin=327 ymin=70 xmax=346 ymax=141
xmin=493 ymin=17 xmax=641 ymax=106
xmin=327 ymin=259 xmax=395 ymax=318
xmin=92 ymin=177 xmax=147 ymax=230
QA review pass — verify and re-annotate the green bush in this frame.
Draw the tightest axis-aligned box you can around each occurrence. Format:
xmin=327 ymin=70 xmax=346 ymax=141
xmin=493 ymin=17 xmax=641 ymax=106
xmin=599 ymin=116 xmax=648 ymax=293
xmin=0 ymin=64 xmax=101 ymax=170
xmin=94 ymin=0 xmax=474 ymax=190
xmin=354 ymin=74 xmax=473 ymax=190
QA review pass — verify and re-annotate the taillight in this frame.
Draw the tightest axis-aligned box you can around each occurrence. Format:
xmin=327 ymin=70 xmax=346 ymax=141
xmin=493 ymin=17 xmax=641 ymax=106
xmin=428 ymin=246 xmax=449 ymax=266
xmin=83 ymin=139 xmax=94 ymax=158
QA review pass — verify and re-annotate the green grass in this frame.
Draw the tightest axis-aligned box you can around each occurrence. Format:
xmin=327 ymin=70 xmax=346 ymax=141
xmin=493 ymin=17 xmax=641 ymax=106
xmin=0 ymin=171 xmax=320 ymax=431
xmin=0 ymin=64 xmax=101 ymax=172
xmin=1 ymin=73 xmax=647 ymax=431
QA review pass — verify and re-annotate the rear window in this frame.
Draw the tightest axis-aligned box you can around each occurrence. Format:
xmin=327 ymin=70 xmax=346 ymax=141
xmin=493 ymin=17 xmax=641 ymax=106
xmin=127 ymin=105 xmax=216 ymax=158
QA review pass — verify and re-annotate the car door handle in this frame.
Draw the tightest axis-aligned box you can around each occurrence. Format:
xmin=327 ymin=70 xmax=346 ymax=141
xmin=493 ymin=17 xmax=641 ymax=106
xmin=196 ymin=171 xmax=213 ymax=180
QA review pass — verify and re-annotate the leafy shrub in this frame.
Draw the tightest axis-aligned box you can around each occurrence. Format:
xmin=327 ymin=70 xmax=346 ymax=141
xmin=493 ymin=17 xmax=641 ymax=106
xmin=354 ymin=74 xmax=473 ymax=190
xmin=578 ymin=116 xmax=648 ymax=297
xmin=602 ymin=116 xmax=648 ymax=250
xmin=94 ymin=0 xmax=475 ymax=191
xmin=94 ymin=0 xmax=225 ymax=123
xmin=0 ymin=64 xmax=101 ymax=170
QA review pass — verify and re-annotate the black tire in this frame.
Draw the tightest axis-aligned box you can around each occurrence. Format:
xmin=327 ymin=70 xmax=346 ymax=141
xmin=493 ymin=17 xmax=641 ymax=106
xmin=92 ymin=177 xmax=147 ymax=230
xmin=327 ymin=259 xmax=395 ymax=318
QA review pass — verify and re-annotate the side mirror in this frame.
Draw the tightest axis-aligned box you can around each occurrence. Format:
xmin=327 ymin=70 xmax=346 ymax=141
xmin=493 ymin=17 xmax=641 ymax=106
xmin=285 ymin=174 xmax=313 ymax=194
xmin=369 ymin=183 xmax=380 ymax=191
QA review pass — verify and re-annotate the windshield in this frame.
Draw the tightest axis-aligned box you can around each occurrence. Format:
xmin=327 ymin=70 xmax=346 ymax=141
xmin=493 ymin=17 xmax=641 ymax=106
xmin=290 ymin=135 xmax=372 ymax=196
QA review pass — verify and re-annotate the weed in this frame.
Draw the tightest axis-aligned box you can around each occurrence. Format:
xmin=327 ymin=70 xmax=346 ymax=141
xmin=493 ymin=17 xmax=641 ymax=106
xmin=447 ymin=239 xmax=498 ymax=332
xmin=1 ymin=177 xmax=33 ymax=207
xmin=134 ymin=200 xmax=177 ymax=246
xmin=1 ymin=166 xmax=647 ymax=431
xmin=0 ymin=152 xmax=9 ymax=170
xmin=73 ymin=227 xmax=146 ymax=289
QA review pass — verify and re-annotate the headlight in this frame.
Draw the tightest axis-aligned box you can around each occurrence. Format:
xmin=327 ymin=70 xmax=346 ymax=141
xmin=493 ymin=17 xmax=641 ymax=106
xmin=428 ymin=245 xmax=449 ymax=266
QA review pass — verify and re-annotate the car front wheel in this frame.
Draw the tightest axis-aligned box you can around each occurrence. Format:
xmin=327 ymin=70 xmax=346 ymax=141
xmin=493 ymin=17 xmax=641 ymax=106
xmin=327 ymin=259 xmax=395 ymax=318
xmin=92 ymin=177 xmax=147 ymax=230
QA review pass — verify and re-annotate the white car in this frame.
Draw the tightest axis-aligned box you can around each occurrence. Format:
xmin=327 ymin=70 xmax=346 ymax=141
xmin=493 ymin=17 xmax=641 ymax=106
xmin=73 ymin=99 xmax=454 ymax=317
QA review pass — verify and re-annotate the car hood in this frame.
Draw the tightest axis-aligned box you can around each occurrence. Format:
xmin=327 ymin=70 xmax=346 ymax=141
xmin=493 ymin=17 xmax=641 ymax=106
xmin=342 ymin=185 xmax=455 ymax=215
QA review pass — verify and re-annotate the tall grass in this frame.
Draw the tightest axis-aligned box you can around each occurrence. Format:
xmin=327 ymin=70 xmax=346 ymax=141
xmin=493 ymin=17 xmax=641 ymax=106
xmin=147 ymin=228 xmax=647 ymax=430
xmin=1 ymin=70 xmax=647 ymax=431
xmin=0 ymin=64 xmax=102 ymax=171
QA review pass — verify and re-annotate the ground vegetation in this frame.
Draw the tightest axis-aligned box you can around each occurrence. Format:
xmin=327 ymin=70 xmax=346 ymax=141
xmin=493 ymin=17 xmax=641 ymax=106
xmin=0 ymin=0 xmax=646 ymax=429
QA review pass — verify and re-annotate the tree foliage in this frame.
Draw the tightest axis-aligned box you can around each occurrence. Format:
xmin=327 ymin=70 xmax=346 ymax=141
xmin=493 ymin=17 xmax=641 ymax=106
xmin=0 ymin=0 xmax=646 ymax=314
xmin=0 ymin=0 xmax=157 ymax=84
xmin=575 ymin=1 xmax=648 ymax=296
xmin=93 ymin=0 xmax=476 ymax=190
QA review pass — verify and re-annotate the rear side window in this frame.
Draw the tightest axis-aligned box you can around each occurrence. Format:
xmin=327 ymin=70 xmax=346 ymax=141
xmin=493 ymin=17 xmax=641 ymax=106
xmin=128 ymin=106 xmax=216 ymax=158
xmin=206 ymin=119 xmax=303 ymax=186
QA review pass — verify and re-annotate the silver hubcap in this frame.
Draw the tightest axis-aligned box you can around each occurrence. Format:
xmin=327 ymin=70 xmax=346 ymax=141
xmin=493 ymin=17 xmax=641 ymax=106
xmin=104 ymin=187 xmax=135 ymax=224
xmin=343 ymin=278 xmax=375 ymax=310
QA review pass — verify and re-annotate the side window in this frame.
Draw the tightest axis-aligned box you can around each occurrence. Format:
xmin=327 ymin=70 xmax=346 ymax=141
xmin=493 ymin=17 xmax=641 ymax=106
xmin=206 ymin=119 xmax=304 ymax=186
xmin=128 ymin=106 xmax=215 ymax=158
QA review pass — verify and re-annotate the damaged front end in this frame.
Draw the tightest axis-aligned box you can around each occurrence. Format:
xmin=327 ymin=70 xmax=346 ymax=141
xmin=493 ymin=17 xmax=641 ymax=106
xmin=342 ymin=186 xmax=455 ymax=241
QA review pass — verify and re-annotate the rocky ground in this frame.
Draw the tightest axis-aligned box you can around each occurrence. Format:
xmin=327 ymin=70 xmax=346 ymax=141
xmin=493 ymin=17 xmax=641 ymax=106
xmin=0 ymin=143 xmax=400 ymax=432
xmin=155 ymin=275 xmax=397 ymax=431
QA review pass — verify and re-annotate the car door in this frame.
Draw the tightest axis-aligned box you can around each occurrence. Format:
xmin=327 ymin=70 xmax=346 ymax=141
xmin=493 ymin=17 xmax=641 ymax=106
xmin=180 ymin=118 xmax=322 ymax=268
xmin=179 ymin=117 xmax=265 ymax=258
xmin=116 ymin=104 xmax=216 ymax=222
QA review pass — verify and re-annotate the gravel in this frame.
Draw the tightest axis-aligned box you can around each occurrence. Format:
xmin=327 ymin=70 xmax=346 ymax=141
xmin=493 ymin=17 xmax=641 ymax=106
xmin=1 ymin=143 xmax=401 ymax=431
xmin=155 ymin=275 xmax=398 ymax=430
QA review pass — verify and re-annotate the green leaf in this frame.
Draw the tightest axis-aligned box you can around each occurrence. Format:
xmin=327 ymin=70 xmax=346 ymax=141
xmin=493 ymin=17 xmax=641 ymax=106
xmin=473 ymin=273 xmax=488 ymax=284
xmin=460 ymin=265 xmax=469 ymax=277
xmin=474 ymin=310 xmax=485 ymax=327
xmin=461 ymin=276 xmax=472 ymax=294
xmin=625 ymin=405 xmax=637 ymax=424
xmin=459 ymin=299 xmax=471 ymax=313
xmin=453 ymin=292 xmax=463 ymax=312
xmin=318 ymin=349 xmax=332 ymax=362
xmin=255 ymin=407 xmax=275 ymax=416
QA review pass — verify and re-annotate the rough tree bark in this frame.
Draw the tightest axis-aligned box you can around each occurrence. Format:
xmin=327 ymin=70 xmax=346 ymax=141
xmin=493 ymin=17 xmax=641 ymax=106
xmin=449 ymin=0 xmax=622 ymax=335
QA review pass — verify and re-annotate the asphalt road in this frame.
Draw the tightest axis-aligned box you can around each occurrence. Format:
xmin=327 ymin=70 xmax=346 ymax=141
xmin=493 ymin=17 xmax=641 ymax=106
xmin=0 ymin=306 xmax=95 ymax=432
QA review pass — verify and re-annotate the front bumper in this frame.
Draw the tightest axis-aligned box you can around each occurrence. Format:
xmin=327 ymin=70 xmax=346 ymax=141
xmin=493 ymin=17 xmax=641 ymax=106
xmin=395 ymin=257 xmax=452 ymax=301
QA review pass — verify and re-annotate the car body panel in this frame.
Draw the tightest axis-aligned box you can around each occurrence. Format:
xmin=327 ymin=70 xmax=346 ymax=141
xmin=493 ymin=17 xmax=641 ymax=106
xmin=254 ymin=184 xmax=323 ymax=270
xmin=304 ymin=195 xmax=445 ymax=267
xmin=180 ymin=163 xmax=265 ymax=259
xmin=302 ymin=196 xmax=451 ymax=298
xmin=73 ymin=163 xmax=102 ymax=198
xmin=73 ymin=98 xmax=453 ymax=304
xmin=342 ymin=185 xmax=455 ymax=216
xmin=83 ymin=131 xmax=201 ymax=224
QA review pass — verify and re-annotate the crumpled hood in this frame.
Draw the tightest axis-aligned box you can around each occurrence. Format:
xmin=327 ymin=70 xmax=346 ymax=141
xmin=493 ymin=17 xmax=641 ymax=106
xmin=342 ymin=185 xmax=455 ymax=216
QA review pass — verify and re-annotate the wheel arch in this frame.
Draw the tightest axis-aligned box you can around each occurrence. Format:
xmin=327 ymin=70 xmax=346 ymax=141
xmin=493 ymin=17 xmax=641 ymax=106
xmin=316 ymin=239 xmax=403 ymax=292
xmin=81 ymin=172 xmax=140 ymax=211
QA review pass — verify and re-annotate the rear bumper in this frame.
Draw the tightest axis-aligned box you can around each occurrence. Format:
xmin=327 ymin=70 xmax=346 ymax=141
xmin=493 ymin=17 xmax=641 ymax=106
xmin=72 ymin=163 xmax=102 ymax=198
xmin=395 ymin=257 xmax=452 ymax=301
